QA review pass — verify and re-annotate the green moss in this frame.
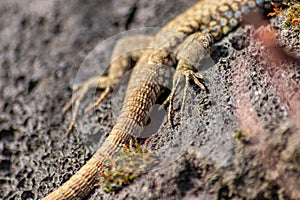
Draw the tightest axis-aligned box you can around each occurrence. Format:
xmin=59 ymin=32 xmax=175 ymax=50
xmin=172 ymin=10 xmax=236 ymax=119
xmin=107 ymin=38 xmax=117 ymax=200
xmin=99 ymin=140 xmax=158 ymax=193
xmin=283 ymin=4 xmax=300 ymax=31
xmin=268 ymin=2 xmax=300 ymax=31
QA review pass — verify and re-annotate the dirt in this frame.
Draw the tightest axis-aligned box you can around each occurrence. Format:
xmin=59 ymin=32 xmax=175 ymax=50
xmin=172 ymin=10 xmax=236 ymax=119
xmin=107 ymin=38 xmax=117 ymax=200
xmin=0 ymin=0 xmax=299 ymax=199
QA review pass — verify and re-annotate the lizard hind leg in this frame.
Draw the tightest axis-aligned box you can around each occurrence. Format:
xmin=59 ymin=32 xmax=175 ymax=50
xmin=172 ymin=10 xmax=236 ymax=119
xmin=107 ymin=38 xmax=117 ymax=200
xmin=163 ymin=32 xmax=213 ymax=126
xmin=64 ymin=35 xmax=153 ymax=133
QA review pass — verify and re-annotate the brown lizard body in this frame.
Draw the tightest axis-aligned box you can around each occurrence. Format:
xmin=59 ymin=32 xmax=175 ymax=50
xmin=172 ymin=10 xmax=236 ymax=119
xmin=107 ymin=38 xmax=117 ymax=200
xmin=43 ymin=0 xmax=291 ymax=199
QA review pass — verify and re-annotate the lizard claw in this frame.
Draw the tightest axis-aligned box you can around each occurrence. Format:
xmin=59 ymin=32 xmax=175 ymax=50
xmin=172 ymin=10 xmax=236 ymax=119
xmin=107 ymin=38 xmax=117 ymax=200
xmin=64 ymin=83 xmax=90 ymax=134
xmin=63 ymin=76 xmax=113 ymax=133
xmin=85 ymin=86 xmax=112 ymax=113
xmin=165 ymin=69 xmax=206 ymax=127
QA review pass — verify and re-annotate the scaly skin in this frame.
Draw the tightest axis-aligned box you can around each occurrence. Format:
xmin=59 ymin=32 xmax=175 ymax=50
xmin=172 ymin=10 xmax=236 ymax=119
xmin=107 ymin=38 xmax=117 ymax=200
xmin=43 ymin=0 xmax=289 ymax=199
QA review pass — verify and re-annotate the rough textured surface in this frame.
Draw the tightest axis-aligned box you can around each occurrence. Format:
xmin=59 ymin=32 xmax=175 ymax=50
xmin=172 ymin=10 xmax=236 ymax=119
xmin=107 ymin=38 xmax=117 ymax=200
xmin=0 ymin=0 xmax=299 ymax=200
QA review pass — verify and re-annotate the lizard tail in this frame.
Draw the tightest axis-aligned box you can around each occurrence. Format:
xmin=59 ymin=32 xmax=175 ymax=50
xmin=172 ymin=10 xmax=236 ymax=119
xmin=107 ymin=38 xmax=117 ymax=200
xmin=42 ymin=129 xmax=132 ymax=200
xmin=43 ymin=61 xmax=163 ymax=199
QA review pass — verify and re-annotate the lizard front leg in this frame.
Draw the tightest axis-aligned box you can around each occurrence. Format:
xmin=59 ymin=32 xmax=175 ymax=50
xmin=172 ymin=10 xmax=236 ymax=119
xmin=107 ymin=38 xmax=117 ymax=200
xmin=163 ymin=32 xmax=214 ymax=125
xmin=63 ymin=35 xmax=153 ymax=132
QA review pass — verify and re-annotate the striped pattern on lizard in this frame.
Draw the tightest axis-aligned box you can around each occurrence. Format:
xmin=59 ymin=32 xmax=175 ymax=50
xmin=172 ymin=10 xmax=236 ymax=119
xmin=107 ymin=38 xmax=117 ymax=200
xmin=43 ymin=0 xmax=292 ymax=199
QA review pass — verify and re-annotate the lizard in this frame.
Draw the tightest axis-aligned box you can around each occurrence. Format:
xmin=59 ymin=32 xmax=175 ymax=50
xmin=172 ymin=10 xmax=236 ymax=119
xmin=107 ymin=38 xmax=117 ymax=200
xmin=43 ymin=0 xmax=294 ymax=199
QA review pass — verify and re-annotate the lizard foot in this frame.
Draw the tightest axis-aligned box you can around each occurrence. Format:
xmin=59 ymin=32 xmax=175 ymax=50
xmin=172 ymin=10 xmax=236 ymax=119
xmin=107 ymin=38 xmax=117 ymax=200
xmin=162 ymin=64 xmax=206 ymax=127
xmin=63 ymin=76 xmax=114 ymax=133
